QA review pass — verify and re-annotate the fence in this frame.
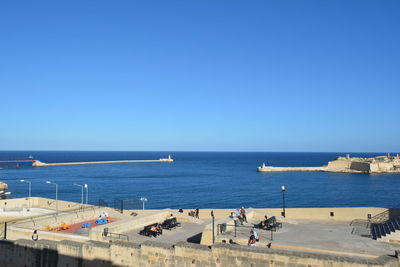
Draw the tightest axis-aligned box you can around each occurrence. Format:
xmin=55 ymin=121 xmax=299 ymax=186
xmin=98 ymin=198 xmax=143 ymax=213
xmin=217 ymin=223 xmax=274 ymax=241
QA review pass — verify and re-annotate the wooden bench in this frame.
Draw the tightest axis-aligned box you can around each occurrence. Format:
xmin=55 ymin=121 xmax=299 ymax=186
xmin=161 ymin=217 xmax=181 ymax=230
xmin=260 ymin=216 xmax=282 ymax=232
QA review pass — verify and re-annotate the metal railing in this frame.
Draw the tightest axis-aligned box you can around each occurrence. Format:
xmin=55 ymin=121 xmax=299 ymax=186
xmin=103 ymin=230 xmax=129 ymax=242
xmin=217 ymin=223 xmax=275 ymax=241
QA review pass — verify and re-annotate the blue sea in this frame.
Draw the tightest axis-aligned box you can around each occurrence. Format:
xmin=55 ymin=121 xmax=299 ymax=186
xmin=0 ymin=151 xmax=399 ymax=209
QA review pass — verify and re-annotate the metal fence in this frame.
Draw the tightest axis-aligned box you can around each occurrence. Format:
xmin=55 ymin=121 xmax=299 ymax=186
xmin=98 ymin=198 xmax=143 ymax=213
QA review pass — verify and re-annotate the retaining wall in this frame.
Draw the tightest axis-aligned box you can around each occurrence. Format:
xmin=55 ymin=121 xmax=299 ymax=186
xmin=0 ymin=239 xmax=398 ymax=267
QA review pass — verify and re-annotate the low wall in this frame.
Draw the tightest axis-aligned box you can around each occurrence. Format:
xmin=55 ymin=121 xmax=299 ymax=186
xmin=90 ymin=209 xmax=203 ymax=242
xmin=7 ymin=226 xmax=89 ymax=243
xmin=258 ymin=207 xmax=389 ymax=221
xmin=0 ymin=239 xmax=398 ymax=267
xmin=0 ymin=197 xmax=83 ymax=212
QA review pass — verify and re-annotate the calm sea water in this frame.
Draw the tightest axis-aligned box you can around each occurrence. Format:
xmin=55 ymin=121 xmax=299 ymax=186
xmin=0 ymin=151 xmax=399 ymax=209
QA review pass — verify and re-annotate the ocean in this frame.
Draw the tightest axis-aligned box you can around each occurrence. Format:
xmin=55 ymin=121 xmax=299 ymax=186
xmin=0 ymin=151 xmax=399 ymax=209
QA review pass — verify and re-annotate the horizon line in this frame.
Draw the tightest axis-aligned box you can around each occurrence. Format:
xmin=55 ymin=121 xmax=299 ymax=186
xmin=0 ymin=149 xmax=397 ymax=154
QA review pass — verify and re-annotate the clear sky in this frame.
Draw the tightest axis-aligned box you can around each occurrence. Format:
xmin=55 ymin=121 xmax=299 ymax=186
xmin=0 ymin=1 xmax=399 ymax=152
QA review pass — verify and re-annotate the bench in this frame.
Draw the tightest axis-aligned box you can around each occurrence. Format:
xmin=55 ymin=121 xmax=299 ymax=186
xmin=260 ymin=216 xmax=282 ymax=232
xmin=139 ymin=223 xmax=161 ymax=237
xmin=162 ymin=217 xmax=181 ymax=230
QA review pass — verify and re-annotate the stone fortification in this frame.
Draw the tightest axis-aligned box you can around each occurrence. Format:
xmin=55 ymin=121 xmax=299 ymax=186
xmin=1 ymin=239 xmax=399 ymax=267
xmin=258 ymin=154 xmax=400 ymax=174
xmin=0 ymin=182 xmax=8 ymax=191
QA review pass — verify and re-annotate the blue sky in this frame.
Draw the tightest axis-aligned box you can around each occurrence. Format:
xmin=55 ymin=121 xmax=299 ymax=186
xmin=0 ymin=1 xmax=399 ymax=152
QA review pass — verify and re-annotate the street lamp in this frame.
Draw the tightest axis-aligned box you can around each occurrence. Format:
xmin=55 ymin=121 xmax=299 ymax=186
xmin=140 ymin=197 xmax=148 ymax=210
xmin=281 ymin=185 xmax=286 ymax=217
xmin=20 ymin=179 xmax=31 ymax=198
xmin=73 ymin=184 xmax=84 ymax=207
xmin=84 ymin=184 xmax=88 ymax=205
xmin=46 ymin=181 xmax=58 ymax=213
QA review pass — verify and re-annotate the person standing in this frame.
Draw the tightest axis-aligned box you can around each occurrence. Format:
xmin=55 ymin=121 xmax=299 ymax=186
xmin=195 ymin=208 xmax=199 ymax=219
xmin=240 ymin=207 xmax=247 ymax=223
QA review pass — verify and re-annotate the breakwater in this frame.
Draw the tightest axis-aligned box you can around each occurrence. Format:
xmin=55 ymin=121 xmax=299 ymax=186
xmin=32 ymin=156 xmax=173 ymax=167
xmin=258 ymin=154 xmax=400 ymax=173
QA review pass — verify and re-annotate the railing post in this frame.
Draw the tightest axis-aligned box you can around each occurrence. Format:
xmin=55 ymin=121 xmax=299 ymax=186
xmin=4 ymin=222 xmax=7 ymax=239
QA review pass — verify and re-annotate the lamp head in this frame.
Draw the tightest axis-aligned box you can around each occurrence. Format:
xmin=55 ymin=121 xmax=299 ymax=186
xmin=281 ymin=185 xmax=286 ymax=191
xmin=46 ymin=181 xmax=51 ymax=184
xmin=20 ymin=179 xmax=25 ymax=182
xmin=84 ymin=184 xmax=88 ymax=188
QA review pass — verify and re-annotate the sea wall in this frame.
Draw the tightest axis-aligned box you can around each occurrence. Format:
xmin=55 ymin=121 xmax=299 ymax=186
xmin=0 ymin=239 xmax=398 ymax=267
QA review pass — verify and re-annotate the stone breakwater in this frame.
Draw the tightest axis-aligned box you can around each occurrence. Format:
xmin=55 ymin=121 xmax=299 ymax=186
xmin=258 ymin=154 xmax=400 ymax=174
xmin=32 ymin=157 xmax=173 ymax=167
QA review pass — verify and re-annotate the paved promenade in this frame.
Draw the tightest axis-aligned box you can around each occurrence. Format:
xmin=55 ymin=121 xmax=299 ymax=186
xmin=217 ymin=219 xmax=400 ymax=258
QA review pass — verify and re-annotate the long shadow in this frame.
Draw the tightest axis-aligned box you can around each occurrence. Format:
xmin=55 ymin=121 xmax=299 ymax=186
xmin=186 ymin=232 xmax=202 ymax=243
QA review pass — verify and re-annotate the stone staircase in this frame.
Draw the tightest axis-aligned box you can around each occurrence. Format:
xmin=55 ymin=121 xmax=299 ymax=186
xmin=351 ymin=209 xmax=400 ymax=243
xmin=371 ymin=216 xmax=400 ymax=242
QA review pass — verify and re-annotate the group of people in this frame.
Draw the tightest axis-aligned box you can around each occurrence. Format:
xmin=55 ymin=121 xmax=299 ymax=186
xmin=231 ymin=207 xmax=247 ymax=225
xmin=180 ymin=208 xmax=200 ymax=219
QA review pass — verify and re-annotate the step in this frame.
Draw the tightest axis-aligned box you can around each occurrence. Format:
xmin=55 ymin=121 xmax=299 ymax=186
xmin=373 ymin=225 xmax=382 ymax=239
xmin=388 ymin=221 xmax=396 ymax=233
xmin=371 ymin=227 xmax=378 ymax=240
xmin=384 ymin=223 xmax=391 ymax=235
xmin=392 ymin=218 xmax=400 ymax=230
xmin=380 ymin=224 xmax=387 ymax=237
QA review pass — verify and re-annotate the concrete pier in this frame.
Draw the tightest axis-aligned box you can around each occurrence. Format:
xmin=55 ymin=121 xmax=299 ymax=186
xmin=32 ymin=156 xmax=173 ymax=167
xmin=257 ymin=165 xmax=327 ymax=172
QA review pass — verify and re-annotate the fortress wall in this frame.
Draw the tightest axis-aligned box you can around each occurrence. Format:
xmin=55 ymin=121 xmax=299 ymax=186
xmin=370 ymin=162 xmax=394 ymax=172
xmin=350 ymin=162 xmax=371 ymax=172
xmin=327 ymin=160 xmax=349 ymax=170
xmin=0 ymin=239 xmax=398 ymax=267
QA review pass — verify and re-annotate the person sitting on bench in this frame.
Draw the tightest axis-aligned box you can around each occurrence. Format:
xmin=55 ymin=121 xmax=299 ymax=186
xmin=150 ymin=225 xmax=159 ymax=237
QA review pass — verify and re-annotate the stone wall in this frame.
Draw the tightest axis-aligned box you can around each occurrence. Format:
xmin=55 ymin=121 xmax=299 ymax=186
xmin=0 ymin=239 xmax=398 ymax=267
xmin=350 ymin=162 xmax=371 ymax=172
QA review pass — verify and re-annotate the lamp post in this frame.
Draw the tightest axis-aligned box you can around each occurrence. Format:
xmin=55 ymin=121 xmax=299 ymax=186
xmin=46 ymin=181 xmax=58 ymax=213
xmin=140 ymin=197 xmax=148 ymax=210
xmin=20 ymin=179 xmax=31 ymax=209
xmin=73 ymin=184 xmax=84 ymax=208
xmin=20 ymin=179 xmax=31 ymax=198
xmin=211 ymin=210 xmax=215 ymax=244
xmin=281 ymin=185 xmax=286 ymax=217
xmin=84 ymin=184 xmax=88 ymax=204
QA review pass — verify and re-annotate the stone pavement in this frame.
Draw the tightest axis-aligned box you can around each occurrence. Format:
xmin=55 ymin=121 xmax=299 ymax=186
xmin=123 ymin=220 xmax=211 ymax=244
xmin=216 ymin=218 xmax=400 ymax=258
